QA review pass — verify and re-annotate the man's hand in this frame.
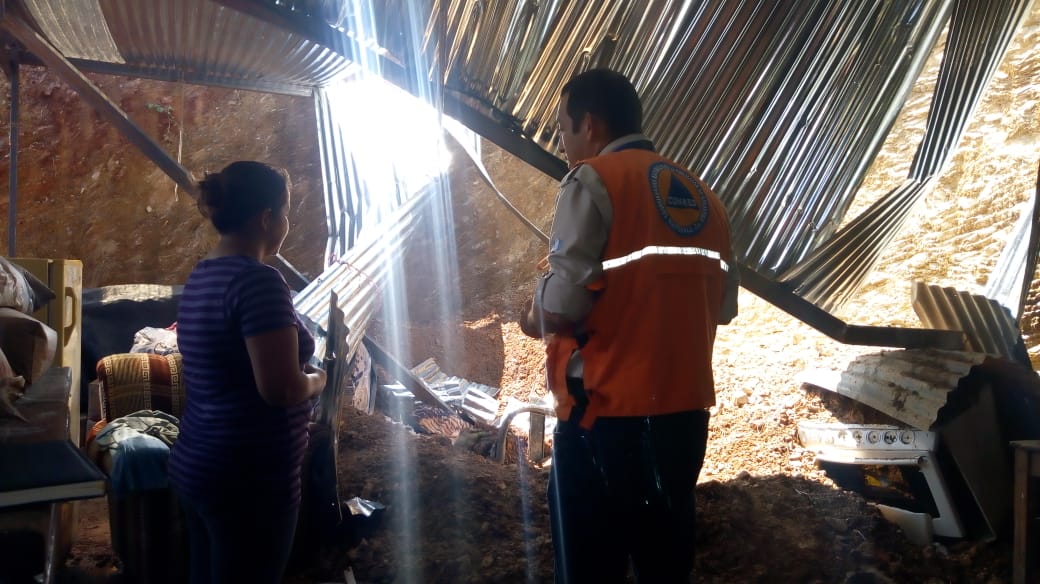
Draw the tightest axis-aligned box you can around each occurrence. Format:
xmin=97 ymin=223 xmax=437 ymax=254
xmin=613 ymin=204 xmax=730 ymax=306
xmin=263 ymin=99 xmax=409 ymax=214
xmin=519 ymin=298 xmax=573 ymax=339
xmin=536 ymin=255 xmax=550 ymax=272
xmin=519 ymin=298 xmax=542 ymax=339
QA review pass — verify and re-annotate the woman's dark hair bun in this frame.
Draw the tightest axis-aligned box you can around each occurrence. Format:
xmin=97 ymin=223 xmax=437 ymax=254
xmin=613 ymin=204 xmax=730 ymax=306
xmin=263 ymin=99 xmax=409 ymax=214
xmin=195 ymin=161 xmax=289 ymax=234
xmin=196 ymin=172 xmax=227 ymax=221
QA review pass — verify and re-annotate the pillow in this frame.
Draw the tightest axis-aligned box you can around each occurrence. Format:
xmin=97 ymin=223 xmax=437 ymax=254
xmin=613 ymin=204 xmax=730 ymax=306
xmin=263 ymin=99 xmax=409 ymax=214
xmin=0 ymin=347 xmax=27 ymax=422
xmin=0 ymin=257 xmax=33 ymax=314
xmin=19 ymin=266 xmax=56 ymax=312
xmin=129 ymin=327 xmax=179 ymax=355
xmin=0 ymin=344 xmax=14 ymax=379
xmin=0 ymin=307 xmax=58 ymax=383
xmin=96 ymin=353 xmax=185 ymax=420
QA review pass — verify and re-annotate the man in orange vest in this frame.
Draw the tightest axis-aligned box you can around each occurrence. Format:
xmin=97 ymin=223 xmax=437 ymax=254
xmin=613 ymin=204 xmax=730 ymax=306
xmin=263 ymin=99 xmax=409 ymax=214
xmin=520 ymin=68 xmax=739 ymax=583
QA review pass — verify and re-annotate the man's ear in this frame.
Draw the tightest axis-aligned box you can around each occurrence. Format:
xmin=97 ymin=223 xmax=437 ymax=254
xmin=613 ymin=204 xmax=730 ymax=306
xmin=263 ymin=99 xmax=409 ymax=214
xmin=581 ymin=113 xmax=597 ymax=138
xmin=259 ymin=208 xmax=273 ymax=231
xmin=586 ymin=114 xmax=610 ymax=143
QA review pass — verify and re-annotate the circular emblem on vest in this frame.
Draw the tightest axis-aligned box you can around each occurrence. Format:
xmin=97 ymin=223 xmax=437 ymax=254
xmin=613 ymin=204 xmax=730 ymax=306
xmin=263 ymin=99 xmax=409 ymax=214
xmin=648 ymin=161 xmax=710 ymax=236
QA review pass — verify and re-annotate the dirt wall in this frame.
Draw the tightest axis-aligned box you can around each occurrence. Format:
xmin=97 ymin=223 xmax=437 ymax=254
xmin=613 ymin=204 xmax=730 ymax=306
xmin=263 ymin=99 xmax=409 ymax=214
xmin=0 ymin=68 xmax=327 ymax=287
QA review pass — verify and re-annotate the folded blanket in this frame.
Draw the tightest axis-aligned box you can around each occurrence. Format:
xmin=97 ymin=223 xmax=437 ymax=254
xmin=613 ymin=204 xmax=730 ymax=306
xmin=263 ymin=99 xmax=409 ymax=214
xmin=94 ymin=409 xmax=180 ymax=495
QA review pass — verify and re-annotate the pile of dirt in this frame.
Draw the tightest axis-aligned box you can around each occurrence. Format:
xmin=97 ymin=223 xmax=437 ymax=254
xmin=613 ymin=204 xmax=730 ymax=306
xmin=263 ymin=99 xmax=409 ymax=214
xmin=277 ymin=287 xmax=1012 ymax=584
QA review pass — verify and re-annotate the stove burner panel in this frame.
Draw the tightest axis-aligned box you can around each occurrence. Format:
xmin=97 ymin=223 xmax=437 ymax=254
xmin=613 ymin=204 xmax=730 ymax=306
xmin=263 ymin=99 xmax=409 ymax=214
xmin=797 ymin=420 xmax=963 ymax=540
xmin=797 ymin=421 xmax=936 ymax=455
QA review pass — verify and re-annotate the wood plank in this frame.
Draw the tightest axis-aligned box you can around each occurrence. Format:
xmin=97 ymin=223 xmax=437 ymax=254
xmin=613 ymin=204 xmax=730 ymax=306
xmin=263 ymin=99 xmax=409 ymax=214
xmin=1014 ymin=447 xmax=1029 ymax=584
xmin=362 ymin=335 xmax=453 ymax=415
xmin=528 ymin=412 xmax=545 ymax=462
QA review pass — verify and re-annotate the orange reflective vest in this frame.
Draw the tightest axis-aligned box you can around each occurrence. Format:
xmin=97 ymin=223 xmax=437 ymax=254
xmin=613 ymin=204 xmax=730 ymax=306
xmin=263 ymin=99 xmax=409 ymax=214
xmin=547 ymin=148 xmax=732 ymax=427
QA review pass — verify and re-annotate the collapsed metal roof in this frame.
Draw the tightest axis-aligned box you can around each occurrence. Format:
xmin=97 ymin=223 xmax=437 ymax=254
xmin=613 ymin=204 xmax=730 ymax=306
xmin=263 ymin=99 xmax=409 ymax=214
xmin=798 ymin=348 xmax=990 ymax=431
xmin=415 ymin=0 xmax=1034 ymax=348
xmin=1 ymin=0 xmax=1036 ymax=352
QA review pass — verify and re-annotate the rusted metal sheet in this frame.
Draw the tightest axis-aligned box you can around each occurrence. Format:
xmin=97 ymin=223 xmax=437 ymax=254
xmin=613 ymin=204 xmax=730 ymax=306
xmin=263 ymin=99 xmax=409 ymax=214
xmin=912 ymin=282 xmax=1031 ymax=366
xmin=798 ymin=349 xmax=989 ymax=430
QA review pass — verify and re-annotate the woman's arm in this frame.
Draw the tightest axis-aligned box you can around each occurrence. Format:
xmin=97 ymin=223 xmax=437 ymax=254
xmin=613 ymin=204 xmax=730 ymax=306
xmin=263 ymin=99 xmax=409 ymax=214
xmin=245 ymin=327 xmax=326 ymax=407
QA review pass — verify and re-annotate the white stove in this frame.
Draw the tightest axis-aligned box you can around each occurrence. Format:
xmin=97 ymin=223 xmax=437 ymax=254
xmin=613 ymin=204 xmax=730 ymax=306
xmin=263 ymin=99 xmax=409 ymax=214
xmin=797 ymin=421 xmax=964 ymax=541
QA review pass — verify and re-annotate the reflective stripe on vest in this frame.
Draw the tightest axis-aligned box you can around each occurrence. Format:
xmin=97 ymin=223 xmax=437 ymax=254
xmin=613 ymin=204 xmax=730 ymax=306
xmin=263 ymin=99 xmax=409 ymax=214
xmin=601 ymin=244 xmax=730 ymax=272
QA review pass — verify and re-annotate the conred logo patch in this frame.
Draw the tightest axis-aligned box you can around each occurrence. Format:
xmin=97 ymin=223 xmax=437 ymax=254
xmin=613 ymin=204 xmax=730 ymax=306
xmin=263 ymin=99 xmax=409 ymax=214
xmin=648 ymin=162 xmax=709 ymax=236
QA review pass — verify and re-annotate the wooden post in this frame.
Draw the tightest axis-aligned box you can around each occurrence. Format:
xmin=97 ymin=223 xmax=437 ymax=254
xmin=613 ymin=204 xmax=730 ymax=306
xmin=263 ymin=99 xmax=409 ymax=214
xmin=1012 ymin=440 xmax=1040 ymax=584
xmin=528 ymin=410 xmax=545 ymax=462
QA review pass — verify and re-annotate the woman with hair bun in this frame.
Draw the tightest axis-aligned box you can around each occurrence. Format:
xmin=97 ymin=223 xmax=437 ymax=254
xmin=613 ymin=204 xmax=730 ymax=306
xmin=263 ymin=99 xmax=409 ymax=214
xmin=169 ymin=161 xmax=326 ymax=583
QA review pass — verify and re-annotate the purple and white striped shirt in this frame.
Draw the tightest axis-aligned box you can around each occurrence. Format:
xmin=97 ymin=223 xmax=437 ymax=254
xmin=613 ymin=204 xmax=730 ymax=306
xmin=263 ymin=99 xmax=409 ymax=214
xmin=169 ymin=255 xmax=315 ymax=507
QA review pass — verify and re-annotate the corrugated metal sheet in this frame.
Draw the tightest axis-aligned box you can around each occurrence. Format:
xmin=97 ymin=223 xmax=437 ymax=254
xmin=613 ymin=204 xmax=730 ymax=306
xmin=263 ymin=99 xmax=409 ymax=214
xmin=315 ymin=79 xmax=469 ymax=260
xmin=16 ymin=0 xmax=357 ymax=94
xmin=986 ymin=189 xmax=1039 ymax=320
xmin=798 ymin=349 xmax=989 ymax=430
xmin=316 ymin=83 xmax=366 ymax=259
xmin=418 ymin=0 xmax=1030 ymax=319
xmin=293 ymin=186 xmax=430 ymax=368
xmin=22 ymin=0 xmax=124 ymax=62
xmin=911 ymin=282 xmax=1031 ymax=366
xmin=780 ymin=179 xmax=930 ymax=309
xmin=778 ymin=0 xmax=1032 ymax=312
xmin=216 ymin=0 xmax=1035 ymax=350
xmin=422 ymin=0 xmax=951 ymax=276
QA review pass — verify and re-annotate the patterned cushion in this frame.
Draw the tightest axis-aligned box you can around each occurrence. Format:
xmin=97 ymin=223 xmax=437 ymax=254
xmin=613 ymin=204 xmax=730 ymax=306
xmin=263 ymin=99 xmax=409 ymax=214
xmin=97 ymin=353 xmax=184 ymax=421
xmin=414 ymin=403 xmax=471 ymax=438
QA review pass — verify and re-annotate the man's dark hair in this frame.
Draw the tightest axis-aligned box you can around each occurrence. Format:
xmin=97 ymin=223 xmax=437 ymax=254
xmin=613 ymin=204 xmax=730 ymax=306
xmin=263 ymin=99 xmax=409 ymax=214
xmin=561 ymin=69 xmax=643 ymax=138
